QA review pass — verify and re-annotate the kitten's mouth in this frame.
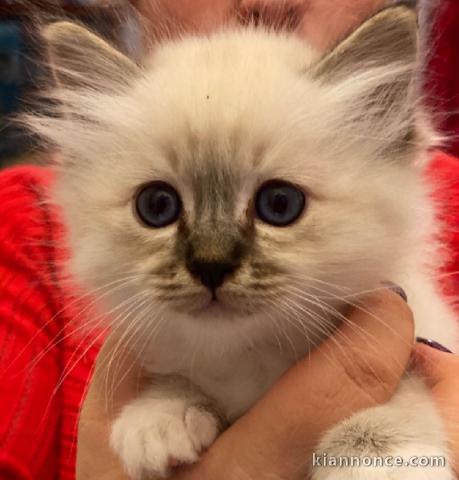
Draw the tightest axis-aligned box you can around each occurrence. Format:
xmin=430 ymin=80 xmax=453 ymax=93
xmin=174 ymin=285 xmax=258 ymax=318
xmin=197 ymin=296 xmax=227 ymax=313
xmin=190 ymin=290 xmax=239 ymax=317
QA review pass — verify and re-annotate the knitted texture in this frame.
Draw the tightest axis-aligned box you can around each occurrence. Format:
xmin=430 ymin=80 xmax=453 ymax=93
xmin=426 ymin=0 xmax=459 ymax=157
xmin=0 ymin=166 xmax=100 ymax=480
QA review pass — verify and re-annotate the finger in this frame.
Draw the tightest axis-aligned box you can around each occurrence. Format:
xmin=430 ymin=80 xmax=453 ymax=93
xmin=411 ymin=343 xmax=459 ymax=387
xmin=76 ymin=336 xmax=145 ymax=480
xmin=411 ymin=344 xmax=459 ymax=477
xmin=179 ymin=289 xmax=414 ymax=480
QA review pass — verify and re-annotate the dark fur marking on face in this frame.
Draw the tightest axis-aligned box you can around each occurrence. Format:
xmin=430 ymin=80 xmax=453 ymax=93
xmin=250 ymin=261 xmax=281 ymax=279
xmin=191 ymin=162 xmax=237 ymax=220
xmin=156 ymin=283 xmax=184 ymax=292
xmin=173 ymin=162 xmax=256 ymax=278
xmin=246 ymin=282 xmax=279 ymax=291
xmin=152 ymin=262 xmax=179 ymax=277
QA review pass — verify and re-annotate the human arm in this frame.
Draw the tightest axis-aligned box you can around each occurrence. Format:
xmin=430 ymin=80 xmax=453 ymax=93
xmin=77 ymin=289 xmax=414 ymax=480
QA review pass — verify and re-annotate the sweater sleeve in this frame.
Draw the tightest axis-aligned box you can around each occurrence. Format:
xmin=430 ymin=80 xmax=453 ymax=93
xmin=0 ymin=167 xmax=64 ymax=480
xmin=427 ymin=152 xmax=459 ymax=298
xmin=426 ymin=0 xmax=459 ymax=158
xmin=0 ymin=166 xmax=102 ymax=480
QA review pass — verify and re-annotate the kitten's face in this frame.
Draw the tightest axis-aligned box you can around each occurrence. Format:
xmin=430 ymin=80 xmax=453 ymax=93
xmin=39 ymin=7 xmax=425 ymax=343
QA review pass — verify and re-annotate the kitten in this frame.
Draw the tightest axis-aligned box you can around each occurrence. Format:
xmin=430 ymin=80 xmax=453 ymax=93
xmin=30 ymin=4 xmax=458 ymax=480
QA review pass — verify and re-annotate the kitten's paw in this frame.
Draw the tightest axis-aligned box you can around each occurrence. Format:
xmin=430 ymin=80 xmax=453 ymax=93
xmin=312 ymin=380 xmax=455 ymax=480
xmin=110 ymin=398 xmax=220 ymax=479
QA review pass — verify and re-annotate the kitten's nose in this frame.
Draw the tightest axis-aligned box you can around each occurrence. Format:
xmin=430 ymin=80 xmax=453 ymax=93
xmin=187 ymin=260 xmax=238 ymax=292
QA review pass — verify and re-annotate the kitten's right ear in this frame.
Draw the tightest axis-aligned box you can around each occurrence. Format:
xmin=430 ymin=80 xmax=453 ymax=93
xmin=311 ymin=4 xmax=418 ymax=82
xmin=44 ymin=22 xmax=139 ymax=90
xmin=310 ymin=4 xmax=421 ymax=156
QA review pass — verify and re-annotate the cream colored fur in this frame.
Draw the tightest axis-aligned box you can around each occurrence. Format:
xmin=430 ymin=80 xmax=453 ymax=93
xmin=28 ymin=5 xmax=459 ymax=480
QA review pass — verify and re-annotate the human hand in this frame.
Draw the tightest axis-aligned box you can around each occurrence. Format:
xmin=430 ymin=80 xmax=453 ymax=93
xmin=77 ymin=289 xmax=414 ymax=480
xmin=412 ymin=341 xmax=459 ymax=477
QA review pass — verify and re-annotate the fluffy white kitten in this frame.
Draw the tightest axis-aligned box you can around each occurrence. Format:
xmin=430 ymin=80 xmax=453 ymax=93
xmin=30 ymin=4 xmax=458 ymax=480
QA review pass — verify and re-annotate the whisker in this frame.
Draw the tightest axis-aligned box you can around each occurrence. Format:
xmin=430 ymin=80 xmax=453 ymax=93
xmin=277 ymin=284 xmax=408 ymax=380
xmin=22 ymin=285 xmax=145 ymax=378
xmin=6 ymin=272 xmax=142 ymax=377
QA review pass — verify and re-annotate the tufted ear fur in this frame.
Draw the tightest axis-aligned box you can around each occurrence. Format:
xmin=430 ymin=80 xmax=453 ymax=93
xmin=23 ymin=22 xmax=141 ymax=166
xmin=313 ymin=4 xmax=418 ymax=82
xmin=44 ymin=21 xmax=139 ymax=91
xmin=311 ymin=4 xmax=421 ymax=155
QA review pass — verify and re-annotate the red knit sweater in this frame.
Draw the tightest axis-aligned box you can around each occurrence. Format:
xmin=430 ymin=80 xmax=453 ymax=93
xmin=0 ymin=166 xmax=100 ymax=480
xmin=426 ymin=0 xmax=459 ymax=158
xmin=0 ymin=154 xmax=458 ymax=480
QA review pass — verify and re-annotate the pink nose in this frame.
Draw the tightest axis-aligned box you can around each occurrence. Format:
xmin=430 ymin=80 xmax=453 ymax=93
xmin=237 ymin=0 xmax=307 ymax=29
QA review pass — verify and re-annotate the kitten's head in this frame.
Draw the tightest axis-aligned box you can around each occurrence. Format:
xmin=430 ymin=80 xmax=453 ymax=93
xmin=33 ymin=5 xmax=431 ymax=346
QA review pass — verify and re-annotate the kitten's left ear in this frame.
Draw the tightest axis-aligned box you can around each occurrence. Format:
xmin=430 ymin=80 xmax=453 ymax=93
xmin=44 ymin=22 xmax=139 ymax=90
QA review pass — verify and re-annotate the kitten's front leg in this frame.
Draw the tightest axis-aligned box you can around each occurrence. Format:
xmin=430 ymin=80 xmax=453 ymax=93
xmin=110 ymin=375 xmax=223 ymax=480
xmin=312 ymin=377 xmax=454 ymax=480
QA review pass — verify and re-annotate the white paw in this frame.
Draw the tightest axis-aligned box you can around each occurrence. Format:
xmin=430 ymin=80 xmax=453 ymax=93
xmin=312 ymin=380 xmax=455 ymax=480
xmin=110 ymin=398 xmax=220 ymax=479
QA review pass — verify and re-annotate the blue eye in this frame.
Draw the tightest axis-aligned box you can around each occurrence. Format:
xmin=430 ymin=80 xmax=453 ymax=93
xmin=136 ymin=182 xmax=182 ymax=228
xmin=255 ymin=180 xmax=306 ymax=227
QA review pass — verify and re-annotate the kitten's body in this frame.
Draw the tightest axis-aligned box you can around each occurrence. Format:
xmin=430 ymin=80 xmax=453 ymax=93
xmin=31 ymin=5 xmax=458 ymax=480
xmin=140 ymin=268 xmax=459 ymax=425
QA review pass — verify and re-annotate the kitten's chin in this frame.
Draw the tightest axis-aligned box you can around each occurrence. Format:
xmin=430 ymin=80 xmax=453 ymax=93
xmin=172 ymin=291 xmax=260 ymax=320
xmin=191 ymin=300 xmax=238 ymax=319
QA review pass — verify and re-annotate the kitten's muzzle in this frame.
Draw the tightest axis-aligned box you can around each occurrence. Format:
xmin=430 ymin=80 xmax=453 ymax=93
xmin=187 ymin=259 xmax=239 ymax=293
xmin=182 ymin=222 xmax=249 ymax=294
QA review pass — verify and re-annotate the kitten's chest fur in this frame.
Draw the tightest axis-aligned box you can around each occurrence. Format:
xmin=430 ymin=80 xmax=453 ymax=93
xmin=145 ymin=336 xmax=307 ymax=421
xmin=143 ymin=271 xmax=459 ymax=422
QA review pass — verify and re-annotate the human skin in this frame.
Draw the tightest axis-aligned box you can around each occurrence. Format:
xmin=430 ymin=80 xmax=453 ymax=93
xmin=77 ymin=290 xmax=414 ymax=480
xmin=134 ymin=0 xmax=387 ymax=49
xmin=412 ymin=345 xmax=459 ymax=477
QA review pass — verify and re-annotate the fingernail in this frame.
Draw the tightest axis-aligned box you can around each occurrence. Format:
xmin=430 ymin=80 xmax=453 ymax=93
xmin=416 ymin=337 xmax=453 ymax=354
xmin=382 ymin=281 xmax=408 ymax=302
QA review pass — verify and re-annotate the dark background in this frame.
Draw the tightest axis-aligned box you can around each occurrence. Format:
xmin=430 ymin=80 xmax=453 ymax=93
xmin=1 ymin=0 xmax=459 ymax=167
xmin=0 ymin=0 xmax=134 ymax=166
